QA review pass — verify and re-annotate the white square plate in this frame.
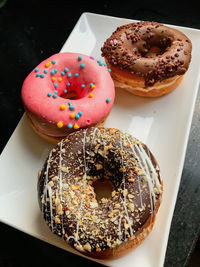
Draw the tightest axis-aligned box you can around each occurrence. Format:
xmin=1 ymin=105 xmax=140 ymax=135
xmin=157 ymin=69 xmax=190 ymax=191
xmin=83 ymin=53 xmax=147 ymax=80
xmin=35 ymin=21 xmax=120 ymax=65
xmin=1 ymin=12 xmax=200 ymax=267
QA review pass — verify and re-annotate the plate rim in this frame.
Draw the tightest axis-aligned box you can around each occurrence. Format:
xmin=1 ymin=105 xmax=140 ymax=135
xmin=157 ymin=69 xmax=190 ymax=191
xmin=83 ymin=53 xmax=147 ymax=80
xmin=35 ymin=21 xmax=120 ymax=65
xmin=1 ymin=11 xmax=200 ymax=267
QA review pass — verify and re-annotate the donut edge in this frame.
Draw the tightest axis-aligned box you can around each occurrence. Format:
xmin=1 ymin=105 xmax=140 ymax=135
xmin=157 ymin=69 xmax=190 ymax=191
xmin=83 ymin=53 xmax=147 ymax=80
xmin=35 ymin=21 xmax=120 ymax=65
xmin=25 ymin=112 xmax=108 ymax=144
xmin=106 ymin=62 xmax=185 ymax=97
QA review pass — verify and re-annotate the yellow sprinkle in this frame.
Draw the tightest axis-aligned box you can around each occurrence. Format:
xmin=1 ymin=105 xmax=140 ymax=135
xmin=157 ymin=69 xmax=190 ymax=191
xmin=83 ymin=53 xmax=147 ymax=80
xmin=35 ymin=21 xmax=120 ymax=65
xmin=57 ymin=121 xmax=63 ymax=128
xmin=70 ymin=113 xmax=75 ymax=119
xmin=60 ymin=104 xmax=66 ymax=110
xmin=91 ymin=84 xmax=96 ymax=89
xmin=73 ymin=123 xmax=79 ymax=130
xmin=89 ymin=93 xmax=94 ymax=98
xmin=51 ymin=77 xmax=56 ymax=82
xmin=45 ymin=61 xmax=51 ymax=68
xmin=58 ymin=77 xmax=62 ymax=82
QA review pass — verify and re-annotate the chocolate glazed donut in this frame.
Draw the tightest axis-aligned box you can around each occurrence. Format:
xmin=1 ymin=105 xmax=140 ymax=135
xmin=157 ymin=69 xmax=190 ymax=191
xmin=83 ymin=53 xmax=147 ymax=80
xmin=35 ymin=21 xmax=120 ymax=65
xmin=101 ymin=21 xmax=192 ymax=97
xmin=38 ymin=128 xmax=163 ymax=259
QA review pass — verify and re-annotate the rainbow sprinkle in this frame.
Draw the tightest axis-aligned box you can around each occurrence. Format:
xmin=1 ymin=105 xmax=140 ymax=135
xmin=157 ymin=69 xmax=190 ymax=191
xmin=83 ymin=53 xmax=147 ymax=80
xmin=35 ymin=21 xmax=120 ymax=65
xmin=45 ymin=61 xmax=51 ymax=68
xmin=60 ymin=104 xmax=66 ymax=110
xmin=57 ymin=121 xmax=63 ymax=128
xmin=67 ymin=123 xmax=73 ymax=129
xmin=73 ymin=123 xmax=79 ymax=129
xmin=70 ymin=113 xmax=75 ymax=119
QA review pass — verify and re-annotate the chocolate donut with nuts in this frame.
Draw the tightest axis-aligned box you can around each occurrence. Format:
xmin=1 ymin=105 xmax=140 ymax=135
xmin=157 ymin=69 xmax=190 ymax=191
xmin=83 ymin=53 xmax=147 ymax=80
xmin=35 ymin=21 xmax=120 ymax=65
xmin=38 ymin=127 xmax=163 ymax=259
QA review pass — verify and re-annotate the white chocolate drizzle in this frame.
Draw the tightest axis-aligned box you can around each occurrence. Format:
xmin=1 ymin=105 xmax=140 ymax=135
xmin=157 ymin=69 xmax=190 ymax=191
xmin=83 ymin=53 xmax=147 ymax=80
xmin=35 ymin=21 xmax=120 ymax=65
xmin=126 ymin=135 xmax=144 ymax=209
xmin=75 ymin=129 xmax=88 ymax=242
xmin=42 ymin=149 xmax=54 ymax=231
xmin=119 ymin=133 xmax=133 ymax=237
xmin=58 ymin=139 xmax=63 ymax=200
xmin=126 ymin=134 xmax=161 ymax=214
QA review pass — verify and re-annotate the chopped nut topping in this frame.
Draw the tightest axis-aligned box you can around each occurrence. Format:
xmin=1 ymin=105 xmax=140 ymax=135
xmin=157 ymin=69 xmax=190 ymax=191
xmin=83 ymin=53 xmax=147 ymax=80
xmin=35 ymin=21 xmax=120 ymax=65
xmin=48 ymin=181 xmax=54 ymax=187
xmin=119 ymin=167 xmax=126 ymax=172
xmin=55 ymin=217 xmax=61 ymax=224
xmin=52 ymin=176 xmax=59 ymax=181
xmin=57 ymin=204 xmax=63 ymax=215
xmin=109 ymin=128 xmax=118 ymax=134
xmin=95 ymin=164 xmax=103 ymax=170
xmin=83 ymin=243 xmax=91 ymax=252
xmin=128 ymin=203 xmax=134 ymax=212
xmin=60 ymin=166 xmax=68 ymax=172
xmin=89 ymin=202 xmax=98 ymax=209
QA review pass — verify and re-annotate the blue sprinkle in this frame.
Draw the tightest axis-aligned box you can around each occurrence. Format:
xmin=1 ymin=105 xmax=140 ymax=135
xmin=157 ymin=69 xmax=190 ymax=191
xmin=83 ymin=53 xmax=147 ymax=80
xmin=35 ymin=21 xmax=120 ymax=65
xmin=67 ymin=73 xmax=72 ymax=77
xmin=80 ymin=63 xmax=85 ymax=69
xmin=69 ymin=105 xmax=74 ymax=111
xmin=40 ymin=73 xmax=45 ymax=78
xmin=90 ymin=83 xmax=93 ymax=87
xmin=36 ymin=73 xmax=40 ymax=77
xmin=75 ymin=114 xmax=80 ymax=119
xmin=34 ymin=68 xmax=39 ymax=72
xmin=74 ymin=73 xmax=79 ymax=77
xmin=61 ymin=71 xmax=65 ymax=76
xmin=50 ymin=70 xmax=55 ymax=75
xmin=66 ymin=82 xmax=70 ymax=87
xmin=53 ymin=94 xmax=57 ymax=99
xmin=64 ymin=89 xmax=67 ymax=93
xmin=78 ymin=111 xmax=83 ymax=116
xmin=97 ymin=60 xmax=101 ymax=64
xmin=106 ymin=98 xmax=111 ymax=103
xmin=44 ymin=69 xmax=48 ymax=74
xmin=103 ymin=63 xmax=106 ymax=66
xmin=108 ymin=68 xmax=111 ymax=72
xmin=54 ymin=90 xmax=58 ymax=94
xmin=81 ymin=84 xmax=85 ymax=88
xmin=54 ymin=83 xmax=58 ymax=88
xmin=54 ymin=68 xmax=58 ymax=73
xmin=52 ymin=60 xmax=56 ymax=64
xmin=64 ymin=68 xmax=69 ymax=73
xmin=67 ymin=123 xmax=73 ymax=129
xmin=68 ymin=101 xmax=72 ymax=105
xmin=47 ymin=92 xmax=52 ymax=97
xmin=78 ymin=56 xmax=82 ymax=61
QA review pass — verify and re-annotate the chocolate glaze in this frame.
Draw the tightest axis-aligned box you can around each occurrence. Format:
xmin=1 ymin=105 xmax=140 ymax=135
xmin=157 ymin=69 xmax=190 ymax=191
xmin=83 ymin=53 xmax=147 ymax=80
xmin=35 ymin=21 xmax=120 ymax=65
xmin=38 ymin=128 xmax=162 ymax=254
xmin=101 ymin=21 xmax=192 ymax=86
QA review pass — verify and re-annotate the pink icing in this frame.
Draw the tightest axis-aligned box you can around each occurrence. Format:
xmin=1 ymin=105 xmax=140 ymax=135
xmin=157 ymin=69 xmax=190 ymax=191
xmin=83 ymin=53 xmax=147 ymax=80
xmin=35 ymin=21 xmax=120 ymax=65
xmin=21 ymin=52 xmax=115 ymax=136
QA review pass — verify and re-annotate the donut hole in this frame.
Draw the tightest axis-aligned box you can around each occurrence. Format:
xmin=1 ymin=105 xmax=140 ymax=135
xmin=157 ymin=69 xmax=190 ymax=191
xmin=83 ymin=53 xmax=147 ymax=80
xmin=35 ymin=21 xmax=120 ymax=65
xmin=145 ymin=46 xmax=161 ymax=57
xmin=61 ymin=90 xmax=78 ymax=100
xmin=92 ymin=179 xmax=113 ymax=202
xmin=58 ymin=78 xmax=93 ymax=100
xmin=140 ymin=37 xmax=172 ymax=58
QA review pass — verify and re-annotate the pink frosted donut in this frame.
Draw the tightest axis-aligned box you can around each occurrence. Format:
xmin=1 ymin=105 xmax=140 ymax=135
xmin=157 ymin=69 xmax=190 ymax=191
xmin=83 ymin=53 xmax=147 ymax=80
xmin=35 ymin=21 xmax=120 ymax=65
xmin=21 ymin=52 xmax=115 ymax=143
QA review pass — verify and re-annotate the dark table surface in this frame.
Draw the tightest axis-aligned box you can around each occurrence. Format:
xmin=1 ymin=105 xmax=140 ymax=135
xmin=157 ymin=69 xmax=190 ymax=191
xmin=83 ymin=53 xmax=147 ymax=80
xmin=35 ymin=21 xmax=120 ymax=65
xmin=0 ymin=1 xmax=200 ymax=266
